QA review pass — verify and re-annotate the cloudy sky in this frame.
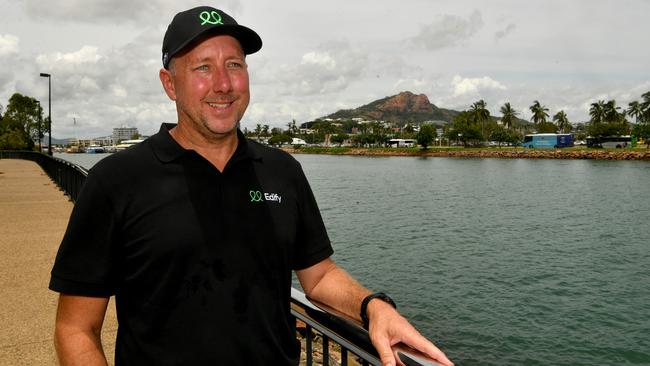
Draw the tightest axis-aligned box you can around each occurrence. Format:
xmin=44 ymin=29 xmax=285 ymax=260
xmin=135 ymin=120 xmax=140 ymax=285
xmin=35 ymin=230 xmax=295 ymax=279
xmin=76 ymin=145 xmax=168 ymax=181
xmin=1 ymin=0 xmax=649 ymax=139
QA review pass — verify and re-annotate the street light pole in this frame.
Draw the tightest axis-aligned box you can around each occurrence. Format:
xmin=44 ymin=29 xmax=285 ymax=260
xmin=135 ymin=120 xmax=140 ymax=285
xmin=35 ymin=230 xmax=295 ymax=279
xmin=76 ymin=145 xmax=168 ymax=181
xmin=39 ymin=73 xmax=52 ymax=156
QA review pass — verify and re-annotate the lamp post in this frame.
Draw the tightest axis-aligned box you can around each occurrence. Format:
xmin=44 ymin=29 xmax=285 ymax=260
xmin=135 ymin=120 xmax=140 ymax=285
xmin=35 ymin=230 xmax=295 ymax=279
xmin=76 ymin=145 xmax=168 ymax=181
xmin=35 ymin=100 xmax=42 ymax=152
xmin=39 ymin=73 xmax=52 ymax=156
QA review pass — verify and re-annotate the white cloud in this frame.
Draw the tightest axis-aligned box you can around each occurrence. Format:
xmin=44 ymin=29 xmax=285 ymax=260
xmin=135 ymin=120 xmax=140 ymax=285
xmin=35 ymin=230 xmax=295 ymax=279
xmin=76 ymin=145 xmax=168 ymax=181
xmin=452 ymin=75 xmax=507 ymax=97
xmin=36 ymin=46 xmax=102 ymax=67
xmin=24 ymin=0 xmax=242 ymax=24
xmin=79 ymin=76 xmax=100 ymax=91
xmin=409 ymin=10 xmax=483 ymax=50
xmin=0 ymin=34 xmax=19 ymax=56
xmin=301 ymin=52 xmax=337 ymax=69
xmin=257 ymin=41 xmax=368 ymax=96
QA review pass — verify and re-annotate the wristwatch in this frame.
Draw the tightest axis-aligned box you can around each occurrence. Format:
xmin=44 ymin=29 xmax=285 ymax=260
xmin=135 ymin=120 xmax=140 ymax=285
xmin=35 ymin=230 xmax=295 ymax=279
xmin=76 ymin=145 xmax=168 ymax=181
xmin=360 ymin=292 xmax=397 ymax=330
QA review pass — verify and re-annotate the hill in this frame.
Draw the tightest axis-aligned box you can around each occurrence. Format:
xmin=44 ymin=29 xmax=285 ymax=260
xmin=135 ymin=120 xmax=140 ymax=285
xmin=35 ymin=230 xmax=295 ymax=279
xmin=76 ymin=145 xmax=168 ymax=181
xmin=314 ymin=91 xmax=460 ymax=127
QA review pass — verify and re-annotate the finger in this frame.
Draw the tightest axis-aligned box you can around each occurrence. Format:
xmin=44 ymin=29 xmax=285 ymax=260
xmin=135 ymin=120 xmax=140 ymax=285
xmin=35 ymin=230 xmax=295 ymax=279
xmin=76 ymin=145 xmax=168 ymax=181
xmin=371 ymin=333 xmax=397 ymax=366
xmin=401 ymin=332 xmax=454 ymax=366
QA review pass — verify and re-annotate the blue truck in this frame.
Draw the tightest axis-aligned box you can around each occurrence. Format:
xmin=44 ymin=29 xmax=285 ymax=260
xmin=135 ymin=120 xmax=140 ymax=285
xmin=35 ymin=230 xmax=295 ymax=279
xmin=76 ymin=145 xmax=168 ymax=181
xmin=521 ymin=133 xmax=574 ymax=148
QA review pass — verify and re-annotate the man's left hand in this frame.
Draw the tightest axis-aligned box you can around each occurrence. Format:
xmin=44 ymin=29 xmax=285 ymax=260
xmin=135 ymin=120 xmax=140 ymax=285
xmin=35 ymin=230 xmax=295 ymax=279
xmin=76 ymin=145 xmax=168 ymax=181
xmin=366 ymin=299 xmax=454 ymax=366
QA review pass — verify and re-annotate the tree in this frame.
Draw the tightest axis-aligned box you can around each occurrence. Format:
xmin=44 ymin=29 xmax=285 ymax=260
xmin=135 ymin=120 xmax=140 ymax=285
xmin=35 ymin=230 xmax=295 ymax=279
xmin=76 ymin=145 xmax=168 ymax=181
xmin=0 ymin=93 xmax=41 ymax=150
xmin=286 ymin=120 xmax=298 ymax=137
xmin=0 ymin=128 xmax=30 ymax=150
xmin=529 ymin=100 xmax=549 ymax=126
xmin=641 ymin=91 xmax=650 ymax=122
xmin=401 ymin=123 xmax=415 ymax=138
xmin=330 ymin=133 xmax=348 ymax=147
xmin=589 ymin=100 xmax=606 ymax=124
xmin=553 ymin=110 xmax=570 ymax=133
xmin=536 ymin=121 xmax=558 ymax=133
xmin=470 ymin=100 xmax=490 ymax=140
xmin=627 ymin=101 xmax=644 ymax=123
xmin=267 ymin=134 xmax=292 ymax=146
xmin=603 ymin=100 xmax=625 ymax=124
xmin=416 ymin=124 xmax=436 ymax=149
xmin=632 ymin=123 xmax=650 ymax=148
xmin=500 ymin=102 xmax=518 ymax=130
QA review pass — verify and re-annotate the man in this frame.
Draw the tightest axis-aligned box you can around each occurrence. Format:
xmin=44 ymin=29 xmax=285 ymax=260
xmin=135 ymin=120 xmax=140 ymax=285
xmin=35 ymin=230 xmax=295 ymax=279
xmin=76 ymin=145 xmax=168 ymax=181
xmin=49 ymin=6 xmax=453 ymax=366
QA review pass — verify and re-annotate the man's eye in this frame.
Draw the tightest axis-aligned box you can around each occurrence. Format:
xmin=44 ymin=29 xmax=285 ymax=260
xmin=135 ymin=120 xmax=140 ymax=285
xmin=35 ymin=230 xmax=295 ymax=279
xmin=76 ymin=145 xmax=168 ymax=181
xmin=195 ymin=65 xmax=209 ymax=71
xmin=227 ymin=62 xmax=244 ymax=68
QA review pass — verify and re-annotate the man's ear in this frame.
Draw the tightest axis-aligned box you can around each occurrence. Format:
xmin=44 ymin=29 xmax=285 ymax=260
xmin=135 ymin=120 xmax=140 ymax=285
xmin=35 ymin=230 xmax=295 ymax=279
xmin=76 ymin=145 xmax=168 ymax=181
xmin=159 ymin=68 xmax=177 ymax=101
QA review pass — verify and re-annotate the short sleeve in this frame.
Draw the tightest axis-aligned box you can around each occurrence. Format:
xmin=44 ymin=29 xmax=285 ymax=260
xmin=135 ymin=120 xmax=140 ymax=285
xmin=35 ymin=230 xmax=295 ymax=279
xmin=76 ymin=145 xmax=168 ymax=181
xmin=291 ymin=165 xmax=333 ymax=270
xmin=49 ymin=167 xmax=119 ymax=297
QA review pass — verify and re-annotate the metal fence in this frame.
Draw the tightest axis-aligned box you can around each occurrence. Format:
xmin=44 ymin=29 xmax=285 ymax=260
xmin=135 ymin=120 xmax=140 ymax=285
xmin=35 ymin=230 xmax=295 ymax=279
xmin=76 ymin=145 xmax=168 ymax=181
xmin=1 ymin=151 xmax=440 ymax=366
xmin=0 ymin=151 xmax=87 ymax=201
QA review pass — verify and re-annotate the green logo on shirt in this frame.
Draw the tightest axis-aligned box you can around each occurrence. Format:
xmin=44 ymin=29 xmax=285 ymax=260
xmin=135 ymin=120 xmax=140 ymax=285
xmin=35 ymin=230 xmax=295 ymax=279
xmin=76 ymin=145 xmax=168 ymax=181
xmin=249 ymin=190 xmax=282 ymax=204
xmin=249 ymin=190 xmax=263 ymax=202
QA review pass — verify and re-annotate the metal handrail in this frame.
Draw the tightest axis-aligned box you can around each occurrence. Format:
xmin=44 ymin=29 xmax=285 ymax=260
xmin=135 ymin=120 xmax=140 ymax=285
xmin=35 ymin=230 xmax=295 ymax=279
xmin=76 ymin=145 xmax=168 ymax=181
xmin=0 ymin=150 xmax=87 ymax=201
xmin=291 ymin=288 xmax=441 ymax=366
xmin=2 ymin=151 xmax=440 ymax=366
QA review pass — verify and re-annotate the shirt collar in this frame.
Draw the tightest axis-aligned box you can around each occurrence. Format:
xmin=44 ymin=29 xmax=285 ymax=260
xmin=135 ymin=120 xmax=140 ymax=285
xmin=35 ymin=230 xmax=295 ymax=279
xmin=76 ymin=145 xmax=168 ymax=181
xmin=150 ymin=123 xmax=262 ymax=163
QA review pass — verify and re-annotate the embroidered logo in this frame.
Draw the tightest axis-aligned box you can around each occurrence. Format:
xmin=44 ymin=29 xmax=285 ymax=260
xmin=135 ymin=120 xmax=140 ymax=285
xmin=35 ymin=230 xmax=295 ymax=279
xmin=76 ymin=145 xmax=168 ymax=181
xmin=249 ymin=190 xmax=263 ymax=202
xmin=199 ymin=10 xmax=223 ymax=25
xmin=249 ymin=190 xmax=282 ymax=204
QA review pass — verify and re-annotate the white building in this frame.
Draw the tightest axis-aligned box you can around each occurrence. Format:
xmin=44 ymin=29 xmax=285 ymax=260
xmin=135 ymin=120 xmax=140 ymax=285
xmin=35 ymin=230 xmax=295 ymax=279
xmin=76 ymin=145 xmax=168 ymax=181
xmin=113 ymin=127 xmax=139 ymax=143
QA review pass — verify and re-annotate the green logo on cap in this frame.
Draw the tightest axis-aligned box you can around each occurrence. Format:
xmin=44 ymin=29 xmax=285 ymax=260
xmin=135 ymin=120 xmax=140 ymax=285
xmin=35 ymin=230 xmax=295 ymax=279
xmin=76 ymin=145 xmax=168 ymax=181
xmin=199 ymin=10 xmax=223 ymax=25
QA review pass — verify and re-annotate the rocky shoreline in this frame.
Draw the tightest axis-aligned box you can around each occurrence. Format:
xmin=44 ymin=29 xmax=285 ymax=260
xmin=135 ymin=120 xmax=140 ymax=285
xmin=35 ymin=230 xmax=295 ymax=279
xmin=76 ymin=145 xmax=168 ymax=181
xmin=285 ymin=147 xmax=650 ymax=160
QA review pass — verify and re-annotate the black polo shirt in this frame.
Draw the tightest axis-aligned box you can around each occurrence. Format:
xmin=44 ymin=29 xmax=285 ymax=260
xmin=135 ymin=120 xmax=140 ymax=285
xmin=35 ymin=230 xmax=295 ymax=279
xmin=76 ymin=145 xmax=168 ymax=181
xmin=49 ymin=123 xmax=333 ymax=365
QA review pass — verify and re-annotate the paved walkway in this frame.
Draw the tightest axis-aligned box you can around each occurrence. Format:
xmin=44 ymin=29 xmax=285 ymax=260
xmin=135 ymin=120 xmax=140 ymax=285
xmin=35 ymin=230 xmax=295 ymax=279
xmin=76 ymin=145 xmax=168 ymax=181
xmin=0 ymin=159 xmax=116 ymax=365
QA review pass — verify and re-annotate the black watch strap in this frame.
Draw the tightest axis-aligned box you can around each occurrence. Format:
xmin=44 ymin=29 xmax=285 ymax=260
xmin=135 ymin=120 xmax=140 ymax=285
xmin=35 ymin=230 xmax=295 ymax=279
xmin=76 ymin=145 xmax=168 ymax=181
xmin=360 ymin=292 xmax=397 ymax=330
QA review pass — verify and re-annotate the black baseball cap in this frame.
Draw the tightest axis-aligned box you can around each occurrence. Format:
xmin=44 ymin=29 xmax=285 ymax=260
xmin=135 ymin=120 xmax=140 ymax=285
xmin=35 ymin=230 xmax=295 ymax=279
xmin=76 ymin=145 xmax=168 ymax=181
xmin=162 ymin=6 xmax=262 ymax=68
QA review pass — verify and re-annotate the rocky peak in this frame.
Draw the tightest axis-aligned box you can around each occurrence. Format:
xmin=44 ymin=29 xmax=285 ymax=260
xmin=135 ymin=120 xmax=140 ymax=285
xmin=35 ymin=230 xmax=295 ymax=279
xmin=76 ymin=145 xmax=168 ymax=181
xmin=377 ymin=91 xmax=434 ymax=114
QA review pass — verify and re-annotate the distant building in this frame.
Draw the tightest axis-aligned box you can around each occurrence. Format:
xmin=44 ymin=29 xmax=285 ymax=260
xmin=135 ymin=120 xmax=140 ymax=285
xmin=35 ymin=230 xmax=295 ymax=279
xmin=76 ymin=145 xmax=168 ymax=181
xmin=94 ymin=136 xmax=114 ymax=146
xmin=113 ymin=126 xmax=139 ymax=144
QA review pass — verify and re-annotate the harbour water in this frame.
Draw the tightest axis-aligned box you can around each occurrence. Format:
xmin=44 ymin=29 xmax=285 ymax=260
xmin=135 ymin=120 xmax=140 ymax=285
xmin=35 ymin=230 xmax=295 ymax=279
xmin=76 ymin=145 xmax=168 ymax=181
xmin=55 ymin=152 xmax=650 ymax=366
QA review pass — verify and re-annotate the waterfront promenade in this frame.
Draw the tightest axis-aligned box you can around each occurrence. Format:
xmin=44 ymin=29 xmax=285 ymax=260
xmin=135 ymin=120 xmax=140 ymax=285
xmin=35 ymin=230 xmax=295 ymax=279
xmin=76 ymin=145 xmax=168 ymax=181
xmin=0 ymin=159 xmax=117 ymax=365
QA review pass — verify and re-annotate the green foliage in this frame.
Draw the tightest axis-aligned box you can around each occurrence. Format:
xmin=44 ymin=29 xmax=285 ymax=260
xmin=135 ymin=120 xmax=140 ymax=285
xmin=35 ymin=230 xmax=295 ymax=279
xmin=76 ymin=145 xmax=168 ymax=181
xmin=536 ymin=121 xmax=558 ymax=133
xmin=529 ymin=100 xmax=549 ymax=125
xmin=416 ymin=124 xmax=436 ymax=149
xmin=303 ymin=133 xmax=324 ymax=145
xmin=268 ymin=134 xmax=293 ymax=146
xmin=0 ymin=128 xmax=30 ymax=150
xmin=0 ymin=93 xmax=43 ymax=150
xmin=553 ymin=110 xmax=570 ymax=133
xmin=632 ymin=123 xmax=650 ymax=148
xmin=587 ymin=121 xmax=628 ymax=138
xmin=489 ymin=126 xmax=520 ymax=146
xmin=500 ymin=102 xmax=518 ymax=129
xmin=330 ymin=133 xmax=348 ymax=146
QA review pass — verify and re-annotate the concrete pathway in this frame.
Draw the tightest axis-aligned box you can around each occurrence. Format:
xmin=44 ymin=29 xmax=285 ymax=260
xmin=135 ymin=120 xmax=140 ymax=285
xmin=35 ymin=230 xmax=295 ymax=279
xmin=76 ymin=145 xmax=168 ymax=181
xmin=0 ymin=159 xmax=117 ymax=365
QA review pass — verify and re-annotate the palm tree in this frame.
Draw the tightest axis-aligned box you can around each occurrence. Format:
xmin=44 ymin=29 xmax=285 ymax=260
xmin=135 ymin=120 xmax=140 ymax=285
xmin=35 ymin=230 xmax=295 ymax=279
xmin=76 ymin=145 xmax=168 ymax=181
xmin=471 ymin=99 xmax=490 ymax=140
xmin=627 ymin=101 xmax=644 ymax=123
xmin=499 ymin=102 xmax=518 ymax=130
xmin=589 ymin=100 xmax=606 ymax=124
xmin=529 ymin=100 xmax=549 ymax=126
xmin=641 ymin=91 xmax=650 ymax=123
xmin=553 ymin=110 xmax=570 ymax=133
xmin=603 ymin=100 xmax=624 ymax=123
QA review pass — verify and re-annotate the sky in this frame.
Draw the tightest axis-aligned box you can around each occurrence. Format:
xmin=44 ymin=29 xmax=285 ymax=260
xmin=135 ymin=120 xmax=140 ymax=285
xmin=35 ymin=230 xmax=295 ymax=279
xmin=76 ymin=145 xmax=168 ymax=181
xmin=1 ymin=0 xmax=649 ymax=139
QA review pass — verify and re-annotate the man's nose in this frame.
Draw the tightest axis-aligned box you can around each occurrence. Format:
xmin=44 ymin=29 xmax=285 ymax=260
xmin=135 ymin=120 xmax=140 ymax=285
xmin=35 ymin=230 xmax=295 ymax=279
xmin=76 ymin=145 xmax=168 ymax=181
xmin=211 ymin=67 xmax=233 ymax=93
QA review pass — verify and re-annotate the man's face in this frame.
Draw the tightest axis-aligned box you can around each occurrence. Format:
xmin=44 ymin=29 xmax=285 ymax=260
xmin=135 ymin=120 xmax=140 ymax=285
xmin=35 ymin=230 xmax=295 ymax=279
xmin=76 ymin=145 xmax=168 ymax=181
xmin=162 ymin=35 xmax=250 ymax=139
